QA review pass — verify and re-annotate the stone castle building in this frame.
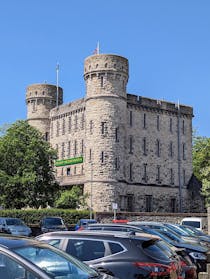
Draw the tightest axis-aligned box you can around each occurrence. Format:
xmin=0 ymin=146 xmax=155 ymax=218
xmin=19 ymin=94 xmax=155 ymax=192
xmin=26 ymin=53 xmax=205 ymax=213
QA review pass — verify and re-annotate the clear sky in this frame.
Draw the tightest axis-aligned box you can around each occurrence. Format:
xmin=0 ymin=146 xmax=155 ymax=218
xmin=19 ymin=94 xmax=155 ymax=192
xmin=0 ymin=0 xmax=210 ymax=137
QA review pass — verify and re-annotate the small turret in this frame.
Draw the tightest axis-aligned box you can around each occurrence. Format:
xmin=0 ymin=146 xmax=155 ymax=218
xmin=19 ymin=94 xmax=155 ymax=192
xmin=26 ymin=83 xmax=63 ymax=139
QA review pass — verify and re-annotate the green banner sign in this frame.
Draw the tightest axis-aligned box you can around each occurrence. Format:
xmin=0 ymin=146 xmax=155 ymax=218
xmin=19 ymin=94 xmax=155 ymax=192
xmin=55 ymin=156 xmax=83 ymax=167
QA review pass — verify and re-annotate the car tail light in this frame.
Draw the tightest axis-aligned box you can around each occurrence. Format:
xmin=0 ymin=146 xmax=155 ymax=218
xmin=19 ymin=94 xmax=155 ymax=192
xmin=133 ymin=262 xmax=178 ymax=278
xmin=180 ymin=260 xmax=197 ymax=279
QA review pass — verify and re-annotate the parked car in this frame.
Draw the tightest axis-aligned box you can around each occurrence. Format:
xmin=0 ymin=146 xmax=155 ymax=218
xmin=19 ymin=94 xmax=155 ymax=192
xmin=86 ymin=223 xmax=197 ymax=278
xmin=37 ymin=230 xmax=182 ymax=279
xmin=127 ymin=221 xmax=209 ymax=273
xmin=40 ymin=216 xmax=68 ymax=233
xmin=0 ymin=217 xmax=32 ymax=236
xmin=180 ymin=217 xmax=206 ymax=231
xmin=129 ymin=221 xmax=200 ymax=244
xmin=179 ymin=224 xmax=210 ymax=241
xmin=170 ymin=223 xmax=210 ymax=246
xmin=75 ymin=218 xmax=97 ymax=230
xmin=0 ymin=234 xmax=115 ymax=279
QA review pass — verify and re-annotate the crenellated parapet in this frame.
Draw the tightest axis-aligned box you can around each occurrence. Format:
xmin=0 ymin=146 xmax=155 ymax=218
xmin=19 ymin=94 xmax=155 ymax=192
xmin=127 ymin=94 xmax=193 ymax=117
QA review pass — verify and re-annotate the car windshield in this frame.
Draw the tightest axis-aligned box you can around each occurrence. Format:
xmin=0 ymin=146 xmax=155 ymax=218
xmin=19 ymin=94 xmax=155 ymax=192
xmin=156 ymin=228 xmax=182 ymax=243
xmin=182 ymin=221 xmax=201 ymax=228
xmin=6 ymin=219 xmax=24 ymax=226
xmin=165 ymin=224 xmax=190 ymax=236
xmin=43 ymin=218 xmax=63 ymax=226
xmin=13 ymin=244 xmax=98 ymax=279
xmin=140 ymin=239 xmax=170 ymax=262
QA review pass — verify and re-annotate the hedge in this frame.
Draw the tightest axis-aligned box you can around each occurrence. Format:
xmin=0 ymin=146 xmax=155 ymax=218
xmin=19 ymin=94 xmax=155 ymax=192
xmin=0 ymin=209 xmax=91 ymax=227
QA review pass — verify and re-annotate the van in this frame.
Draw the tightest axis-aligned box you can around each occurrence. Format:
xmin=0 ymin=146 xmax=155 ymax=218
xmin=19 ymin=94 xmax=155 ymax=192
xmin=180 ymin=217 xmax=206 ymax=231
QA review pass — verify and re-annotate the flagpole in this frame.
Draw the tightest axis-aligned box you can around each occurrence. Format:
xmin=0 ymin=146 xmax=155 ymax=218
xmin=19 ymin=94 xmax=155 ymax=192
xmin=97 ymin=41 xmax=100 ymax=54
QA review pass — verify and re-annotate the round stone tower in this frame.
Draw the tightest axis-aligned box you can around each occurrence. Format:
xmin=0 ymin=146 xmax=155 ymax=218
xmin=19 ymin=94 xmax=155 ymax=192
xmin=26 ymin=84 xmax=63 ymax=138
xmin=84 ymin=54 xmax=129 ymax=211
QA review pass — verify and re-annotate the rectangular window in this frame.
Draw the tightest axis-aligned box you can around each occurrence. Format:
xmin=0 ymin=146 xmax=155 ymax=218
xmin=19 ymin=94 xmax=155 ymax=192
xmin=67 ymin=168 xmax=70 ymax=176
xmin=74 ymin=140 xmax=77 ymax=156
xmin=143 ymin=137 xmax=147 ymax=156
xmin=127 ymin=195 xmax=133 ymax=212
xmin=156 ymin=139 xmax=160 ymax=157
xmin=67 ymin=141 xmax=71 ymax=157
xmin=169 ymin=118 xmax=173 ymax=133
xmin=115 ymin=157 xmax=119 ymax=170
xmin=182 ymin=143 xmax=186 ymax=160
xmin=146 ymin=195 xmax=152 ymax=212
xmin=157 ymin=115 xmax=160 ymax=131
xmin=45 ymin=132 xmax=49 ymax=141
xmin=74 ymin=166 xmax=76 ymax=175
xmin=169 ymin=141 xmax=173 ymax=158
xmin=62 ymin=118 xmax=65 ymax=135
xmin=81 ymin=113 xmax=85 ymax=130
xmin=183 ymin=169 xmax=186 ymax=185
xmin=171 ymin=198 xmax=176 ymax=213
xmin=89 ymin=149 xmax=92 ymax=161
xmin=129 ymin=111 xmax=133 ymax=127
xmin=61 ymin=142 xmax=65 ymax=159
xmin=90 ymin=120 xmax=93 ymax=134
xmin=129 ymin=136 xmax=133 ymax=154
xmin=81 ymin=139 xmax=84 ymax=155
xmin=143 ymin=163 xmax=147 ymax=182
xmin=129 ymin=163 xmax=133 ymax=181
xmin=101 ymin=122 xmax=106 ymax=135
xmin=101 ymin=151 xmax=104 ymax=163
xmin=101 ymin=76 xmax=104 ymax=87
xmin=156 ymin=165 xmax=161 ymax=183
xmin=143 ymin=113 xmax=146 ymax=129
xmin=115 ymin=127 xmax=119 ymax=142
xmin=182 ymin=120 xmax=185 ymax=135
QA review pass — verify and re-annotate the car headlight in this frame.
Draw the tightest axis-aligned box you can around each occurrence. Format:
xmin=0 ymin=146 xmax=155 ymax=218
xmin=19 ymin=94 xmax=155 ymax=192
xmin=189 ymin=252 xmax=207 ymax=260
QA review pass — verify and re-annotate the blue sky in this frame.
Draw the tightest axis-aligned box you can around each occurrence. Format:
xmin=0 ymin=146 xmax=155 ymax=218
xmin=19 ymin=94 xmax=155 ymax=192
xmin=0 ymin=0 xmax=210 ymax=137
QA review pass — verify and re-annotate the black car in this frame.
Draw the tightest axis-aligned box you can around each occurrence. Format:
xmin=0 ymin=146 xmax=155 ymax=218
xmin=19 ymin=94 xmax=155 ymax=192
xmin=86 ymin=223 xmax=197 ymax=278
xmin=0 ymin=234 xmax=116 ymax=279
xmin=37 ymin=230 xmax=182 ymax=279
xmin=40 ymin=216 xmax=68 ymax=233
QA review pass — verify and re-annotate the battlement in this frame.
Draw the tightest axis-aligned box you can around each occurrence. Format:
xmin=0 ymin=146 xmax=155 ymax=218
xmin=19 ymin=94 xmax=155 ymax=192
xmin=84 ymin=54 xmax=129 ymax=80
xmin=26 ymin=83 xmax=63 ymax=104
xmin=127 ymin=93 xmax=193 ymax=116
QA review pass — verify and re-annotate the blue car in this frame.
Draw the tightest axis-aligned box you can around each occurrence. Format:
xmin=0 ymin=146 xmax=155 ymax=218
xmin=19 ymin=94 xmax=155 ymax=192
xmin=75 ymin=219 xmax=97 ymax=230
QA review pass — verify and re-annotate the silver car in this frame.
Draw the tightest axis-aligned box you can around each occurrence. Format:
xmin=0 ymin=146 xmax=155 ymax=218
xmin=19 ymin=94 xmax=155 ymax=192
xmin=0 ymin=235 xmax=116 ymax=279
xmin=0 ymin=217 xmax=32 ymax=236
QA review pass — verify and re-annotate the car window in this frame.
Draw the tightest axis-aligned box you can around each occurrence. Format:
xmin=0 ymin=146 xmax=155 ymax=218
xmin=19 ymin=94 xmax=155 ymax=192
xmin=44 ymin=239 xmax=62 ymax=249
xmin=109 ymin=242 xmax=124 ymax=254
xmin=182 ymin=221 xmax=201 ymax=228
xmin=67 ymin=239 xmax=105 ymax=261
xmin=42 ymin=218 xmax=63 ymax=226
xmin=0 ymin=253 xmax=40 ymax=279
xmin=140 ymin=239 xmax=170 ymax=261
xmin=6 ymin=218 xmax=24 ymax=226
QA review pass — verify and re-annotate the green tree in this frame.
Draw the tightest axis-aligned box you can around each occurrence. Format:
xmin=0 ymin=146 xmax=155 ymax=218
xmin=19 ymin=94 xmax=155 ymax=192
xmin=0 ymin=120 xmax=59 ymax=209
xmin=192 ymin=136 xmax=210 ymax=206
xmin=55 ymin=186 xmax=88 ymax=209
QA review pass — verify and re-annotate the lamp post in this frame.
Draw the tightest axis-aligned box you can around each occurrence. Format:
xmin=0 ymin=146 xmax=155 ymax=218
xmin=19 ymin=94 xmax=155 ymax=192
xmin=177 ymin=102 xmax=182 ymax=212
xmin=90 ymin=163 xmax=93 ymax=219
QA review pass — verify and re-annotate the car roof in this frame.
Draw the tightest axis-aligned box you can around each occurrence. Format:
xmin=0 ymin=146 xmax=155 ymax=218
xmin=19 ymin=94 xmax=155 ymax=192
xmin=127 ymin=221 xmax=165 ymax=226
xmin=0 ymin=235 xmax=43 ymax=249
xmin=37 ymin=230 xmax=159 ymax=241
xmin=88 ymin=223 xmax=144 ymax=229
